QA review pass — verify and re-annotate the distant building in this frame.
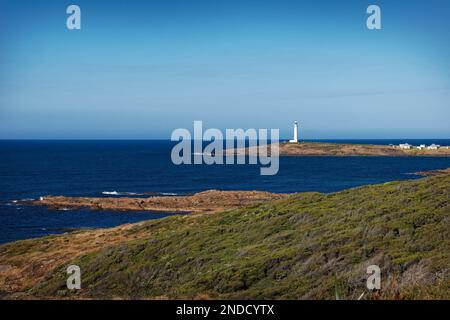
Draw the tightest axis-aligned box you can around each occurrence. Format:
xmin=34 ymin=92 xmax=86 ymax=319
xmin=427 ymin=144 xmax=440 ymax=150
xmin=399 ymin=143 xmax=412 ymax=150
xmin=416 ymin=144 xmax=426 ymax=150
xmin=289 ymin=121 xmax=299 ymax=143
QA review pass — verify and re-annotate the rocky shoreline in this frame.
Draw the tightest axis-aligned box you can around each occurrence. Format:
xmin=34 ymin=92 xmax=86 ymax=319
xmin=27 ymin=166 xmax=450 ymax=215
xmin=30 ymin=190 xmax=287 ymax=213
xmin=228 ymin=141 xmax=450 ymax=157
xmin=413 ymin=168 xmax=450 ymax=176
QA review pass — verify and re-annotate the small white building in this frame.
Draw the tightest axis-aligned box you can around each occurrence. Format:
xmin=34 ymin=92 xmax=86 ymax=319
xmin=416 ymin=144 xmax=426 ymax=150
xmin=399 ymin=143 xmax=412 ymax=150
xmin=427 ymin=144 xmax=440 ymax=150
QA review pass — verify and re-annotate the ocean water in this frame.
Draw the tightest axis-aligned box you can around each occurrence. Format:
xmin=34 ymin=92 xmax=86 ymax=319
xmin=0 ymin=139 xmax=449 ymax=244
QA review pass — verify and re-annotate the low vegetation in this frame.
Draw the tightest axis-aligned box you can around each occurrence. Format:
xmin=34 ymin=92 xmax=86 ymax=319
xmin=1 ymin=173 xmax=449 ymax=299
xmin=238 ymin=141 xmax=450 ymax=156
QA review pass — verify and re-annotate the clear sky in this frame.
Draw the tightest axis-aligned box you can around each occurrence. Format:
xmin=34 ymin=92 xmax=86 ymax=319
xmin=0 ymin=0 xmax=449 ymax=139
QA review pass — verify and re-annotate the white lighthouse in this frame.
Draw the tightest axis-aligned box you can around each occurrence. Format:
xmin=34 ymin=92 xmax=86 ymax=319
xmin=289 ymin=121 xmax=299 ymax=143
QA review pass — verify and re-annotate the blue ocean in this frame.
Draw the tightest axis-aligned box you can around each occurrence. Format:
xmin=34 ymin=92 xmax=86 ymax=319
xmin=0 ymin=139 xmax=449 ymax=244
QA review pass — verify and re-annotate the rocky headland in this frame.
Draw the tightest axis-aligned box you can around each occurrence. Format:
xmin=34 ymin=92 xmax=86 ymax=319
xmin=228 ymin=141 xmax=450 ymax=157
xmin=31 ymin=190 xmax=287 ymax=213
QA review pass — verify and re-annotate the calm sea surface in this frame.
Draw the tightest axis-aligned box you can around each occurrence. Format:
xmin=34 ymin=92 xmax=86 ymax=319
xmin=0 ymin=139 xmax=449 ymax=244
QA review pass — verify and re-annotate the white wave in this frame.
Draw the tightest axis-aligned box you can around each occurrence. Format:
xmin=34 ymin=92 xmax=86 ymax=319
xmin=102 ymin=191 xmax=145 ymax=196
xmin=102 ymin=191 xmax=120 ymax=195
xmin=102 ymin=191 xmax=178 ymax=196
xmin=20 ymin=198 xmax=35 ymax=201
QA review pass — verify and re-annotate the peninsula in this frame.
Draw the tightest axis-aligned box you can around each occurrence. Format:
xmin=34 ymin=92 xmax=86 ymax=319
xmin=30 ymin=190 xmax=286 ymax=213
xmin=259 ymin=122 xmax=450 ymax=156
xmin=229 ymin=141 xmax=450 ymax=157
xmin=1 ymin=170 xmax=449 ymax=299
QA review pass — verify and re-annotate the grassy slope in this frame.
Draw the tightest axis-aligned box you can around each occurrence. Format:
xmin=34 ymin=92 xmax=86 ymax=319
xmin=31 ymin=174 xmax=450 ymax=299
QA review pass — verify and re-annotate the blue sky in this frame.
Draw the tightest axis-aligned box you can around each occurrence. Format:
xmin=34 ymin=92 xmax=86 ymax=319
xmin=0 ymin=0 xmax=449 ymax=139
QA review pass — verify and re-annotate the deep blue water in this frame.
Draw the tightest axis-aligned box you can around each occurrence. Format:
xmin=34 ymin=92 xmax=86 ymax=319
xmin=0 ymin=139 xmax=449 ymax=244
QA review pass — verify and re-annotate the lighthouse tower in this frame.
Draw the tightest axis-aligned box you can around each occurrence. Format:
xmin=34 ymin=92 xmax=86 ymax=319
xmin=289 ymin=121 xmax=299 ymax=143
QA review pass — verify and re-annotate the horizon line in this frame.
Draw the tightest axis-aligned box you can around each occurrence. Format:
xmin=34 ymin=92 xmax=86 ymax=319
xmin=1 ymin=138 xmax=449 ymax=141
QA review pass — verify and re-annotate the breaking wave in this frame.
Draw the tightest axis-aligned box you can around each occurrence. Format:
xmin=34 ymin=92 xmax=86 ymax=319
xmin=102 ymin=191 xmax=121 ymax=195
xmin=102 ymin=191 xmax=178 ymax=196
